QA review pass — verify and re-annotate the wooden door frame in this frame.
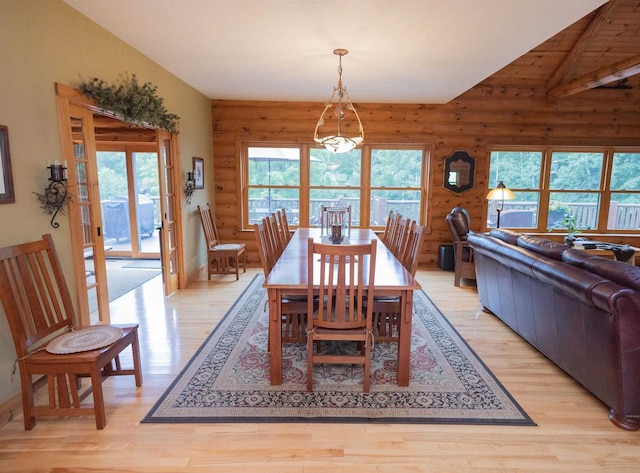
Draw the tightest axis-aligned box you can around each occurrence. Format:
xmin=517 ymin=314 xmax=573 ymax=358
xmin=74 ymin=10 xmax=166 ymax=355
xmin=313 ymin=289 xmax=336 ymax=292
xmin=55 ymin=83 xmax=186 ymax=317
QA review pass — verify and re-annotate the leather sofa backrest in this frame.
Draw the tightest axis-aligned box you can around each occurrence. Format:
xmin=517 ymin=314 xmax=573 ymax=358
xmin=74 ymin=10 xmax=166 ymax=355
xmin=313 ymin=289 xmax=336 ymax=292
xmin=563 ymin=248 xmax=640 ymax=291
xmin=517 ymin=235 xmax=569 ymax=261
xmin=489 ymin=228 xmax=520 ymax=245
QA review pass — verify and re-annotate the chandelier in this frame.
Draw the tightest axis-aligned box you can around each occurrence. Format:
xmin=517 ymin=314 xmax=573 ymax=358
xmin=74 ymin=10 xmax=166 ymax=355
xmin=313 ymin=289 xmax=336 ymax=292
xmin=314 ymin=49 xmax=364 ymax=154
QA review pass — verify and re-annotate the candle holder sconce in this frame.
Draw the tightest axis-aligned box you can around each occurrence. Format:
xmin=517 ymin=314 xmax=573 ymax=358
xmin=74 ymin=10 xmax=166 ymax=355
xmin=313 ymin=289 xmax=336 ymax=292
xmin=35 ymin=162 xmax=70 ymax=228
xmin=184 ymin=170 xmax=196 ymax=205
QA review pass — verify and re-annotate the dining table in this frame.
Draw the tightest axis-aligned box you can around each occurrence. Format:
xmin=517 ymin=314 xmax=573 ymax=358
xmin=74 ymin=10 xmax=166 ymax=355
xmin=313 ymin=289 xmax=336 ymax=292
xmin=263 ymin=227 xmax=422 ymax=386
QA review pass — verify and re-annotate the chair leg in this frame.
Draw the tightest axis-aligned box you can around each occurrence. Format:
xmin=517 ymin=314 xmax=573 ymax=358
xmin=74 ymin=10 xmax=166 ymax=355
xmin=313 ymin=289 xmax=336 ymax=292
xmin=90 ymin=367 xmax=107 ymax=430
xmin=131 ymin=329 xmax=143 ymax=387
xmin=307 ymin=335 xmax=314 ymax=392
xmin=20 ymin=370 xmax=36 ymax=430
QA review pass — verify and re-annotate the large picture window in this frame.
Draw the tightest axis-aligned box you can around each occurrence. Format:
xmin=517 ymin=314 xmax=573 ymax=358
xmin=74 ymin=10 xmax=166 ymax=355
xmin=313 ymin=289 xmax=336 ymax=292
xmin=487 ymin=147 xmax=640 ymax=233
xmin=243 ymin=143 xmax=428 ymax=230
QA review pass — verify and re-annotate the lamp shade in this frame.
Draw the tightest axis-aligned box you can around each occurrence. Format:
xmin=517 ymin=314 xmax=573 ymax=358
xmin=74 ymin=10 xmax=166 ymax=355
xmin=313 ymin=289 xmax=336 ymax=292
xmin=486 ymin=181 xmax=515 ymax=201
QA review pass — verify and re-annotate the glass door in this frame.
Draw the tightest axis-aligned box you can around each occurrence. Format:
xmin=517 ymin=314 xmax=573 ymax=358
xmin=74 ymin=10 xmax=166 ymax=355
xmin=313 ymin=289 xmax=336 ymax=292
xmin=58 ymin=103 xmax=110 ymax=325
xmin=157 ymin=130 xmax=181 ymax=295
xmin=97 ymin=145 xmax=160 ymax=258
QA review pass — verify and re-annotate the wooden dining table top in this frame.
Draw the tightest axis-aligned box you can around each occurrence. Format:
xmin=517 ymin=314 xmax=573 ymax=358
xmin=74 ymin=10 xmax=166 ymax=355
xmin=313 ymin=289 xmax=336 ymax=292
xmin=264 ymin=228 xmax=422 ymax=292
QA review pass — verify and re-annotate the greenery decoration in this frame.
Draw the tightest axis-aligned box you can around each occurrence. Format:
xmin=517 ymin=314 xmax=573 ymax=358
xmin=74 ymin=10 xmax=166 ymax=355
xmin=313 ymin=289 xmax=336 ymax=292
xmin=77 ymin=74 xmax=180 ymax=133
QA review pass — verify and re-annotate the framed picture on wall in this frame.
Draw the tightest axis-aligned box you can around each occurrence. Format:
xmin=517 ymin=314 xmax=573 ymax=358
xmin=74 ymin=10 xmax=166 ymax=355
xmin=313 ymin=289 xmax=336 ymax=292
xmin=0 ymin=125 xmax=15 ymax=204
xmin=193 ymin=157 xmax=204 ymax=189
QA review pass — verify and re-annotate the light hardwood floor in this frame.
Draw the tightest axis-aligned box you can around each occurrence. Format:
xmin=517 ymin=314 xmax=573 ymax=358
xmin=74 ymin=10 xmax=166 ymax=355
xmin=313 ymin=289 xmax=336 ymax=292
xmin=1 ymin=267 xmax=639 ymax=472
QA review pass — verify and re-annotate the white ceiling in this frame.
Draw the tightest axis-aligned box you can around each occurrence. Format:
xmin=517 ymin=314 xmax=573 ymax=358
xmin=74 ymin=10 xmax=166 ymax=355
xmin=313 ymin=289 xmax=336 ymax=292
xmin=63 ymin=0 xmax=607 ymax=104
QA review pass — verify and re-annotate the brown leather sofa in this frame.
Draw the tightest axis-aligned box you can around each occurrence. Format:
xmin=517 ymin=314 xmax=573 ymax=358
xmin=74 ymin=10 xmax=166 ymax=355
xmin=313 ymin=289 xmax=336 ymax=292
xmin=468 ymin=228 xmax=640 ymax=431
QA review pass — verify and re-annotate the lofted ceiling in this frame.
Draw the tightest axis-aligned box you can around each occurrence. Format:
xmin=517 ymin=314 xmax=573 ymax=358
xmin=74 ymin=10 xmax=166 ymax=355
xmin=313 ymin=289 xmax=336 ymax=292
xmin=63 ymin=0 xmax=617 ymax=105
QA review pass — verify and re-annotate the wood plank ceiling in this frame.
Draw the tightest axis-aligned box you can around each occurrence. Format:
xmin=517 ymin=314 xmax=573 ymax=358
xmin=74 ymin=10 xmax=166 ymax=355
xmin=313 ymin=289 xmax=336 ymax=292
xmin=93 ymin=0 xmax=640 ymax=141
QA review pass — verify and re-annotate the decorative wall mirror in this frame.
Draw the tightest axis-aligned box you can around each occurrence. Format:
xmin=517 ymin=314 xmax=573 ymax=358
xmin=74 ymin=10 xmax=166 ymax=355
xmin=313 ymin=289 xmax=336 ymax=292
xmin=443 ymin=150 xmax=475 ymax=194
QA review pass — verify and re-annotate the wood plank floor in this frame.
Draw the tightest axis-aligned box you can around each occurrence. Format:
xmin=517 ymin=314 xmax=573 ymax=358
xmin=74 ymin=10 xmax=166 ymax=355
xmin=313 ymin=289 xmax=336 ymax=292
xmin=1 ymin=267 xmax=639 ymax=472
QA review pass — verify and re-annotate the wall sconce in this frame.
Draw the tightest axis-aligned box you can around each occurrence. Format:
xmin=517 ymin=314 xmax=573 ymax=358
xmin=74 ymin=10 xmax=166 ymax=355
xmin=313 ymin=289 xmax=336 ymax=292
xmin=184 ymin=170 xmax=196 ymax=205
xmin=35 ymin=161 xmax=70 ymax=228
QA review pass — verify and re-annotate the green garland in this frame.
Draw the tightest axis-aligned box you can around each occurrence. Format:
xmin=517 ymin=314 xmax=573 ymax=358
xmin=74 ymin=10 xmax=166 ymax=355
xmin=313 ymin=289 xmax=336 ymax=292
xmin=77 ymin=74 xmax=180 ymax=133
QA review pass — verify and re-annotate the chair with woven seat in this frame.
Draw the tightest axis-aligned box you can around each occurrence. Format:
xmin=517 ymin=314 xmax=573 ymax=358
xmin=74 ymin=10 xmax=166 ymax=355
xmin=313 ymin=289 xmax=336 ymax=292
xmin=306 ymin=238 xmax=377 ymax=392
xmin=197 ymin=203 xmax=246 ymax=280
xmin=0 ymin=234 xmax=142 ymax=430
xmin=446 ymin=206 xmax=476 ymax=286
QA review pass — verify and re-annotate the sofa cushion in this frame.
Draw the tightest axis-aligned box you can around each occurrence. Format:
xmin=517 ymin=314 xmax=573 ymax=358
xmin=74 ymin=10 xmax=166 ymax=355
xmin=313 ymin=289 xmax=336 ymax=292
xmin=517 ymin=235 xmax=569 ymax=261
xmin=489 ymin=228 xmax=520 ymax=245
xmin=578 ymin=256 xmax=640 ymax=291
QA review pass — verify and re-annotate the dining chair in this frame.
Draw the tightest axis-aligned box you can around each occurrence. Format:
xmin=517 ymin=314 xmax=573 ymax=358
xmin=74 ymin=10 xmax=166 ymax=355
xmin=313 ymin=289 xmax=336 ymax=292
xmin=197 ymin=203 xmax=246 ymax=280
xmin=370 ymin=222 xmax=425 ymax=342
xmin=275 ymin=208 xmax=292 ymax=245
xmin=306 ymin=238 xmax=377 ymax=392
xmin=0 ymin=234 xmax=142 ymax=430
xmin=390 ymin=217 xmax=413 ymax=260
xmin=254 ymin=221 xmax=308 ymax=347
xmin=264 ymin=213 xmax=285 ymax=259
xmin=446 ymin=206 xmax=476 ymax=286
xmin=382 ymin=211 xmax=400 ymax=248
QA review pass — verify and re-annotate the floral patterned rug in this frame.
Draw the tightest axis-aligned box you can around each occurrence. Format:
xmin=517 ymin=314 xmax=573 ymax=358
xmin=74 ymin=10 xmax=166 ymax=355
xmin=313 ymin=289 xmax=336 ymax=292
xmin=143 ymin=275 xmax=534 ymax=425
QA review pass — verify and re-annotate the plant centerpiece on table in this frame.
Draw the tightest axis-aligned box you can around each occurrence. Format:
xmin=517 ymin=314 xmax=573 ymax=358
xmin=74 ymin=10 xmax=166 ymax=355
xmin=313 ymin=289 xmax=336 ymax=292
xmin=77 ymin=74 xmax=180 ymax=133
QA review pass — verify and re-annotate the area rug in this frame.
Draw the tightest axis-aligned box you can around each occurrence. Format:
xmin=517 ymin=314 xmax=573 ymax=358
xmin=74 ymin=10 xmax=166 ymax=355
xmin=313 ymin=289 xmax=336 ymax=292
xmin=143 ymin=275 xmax=534 ymax=425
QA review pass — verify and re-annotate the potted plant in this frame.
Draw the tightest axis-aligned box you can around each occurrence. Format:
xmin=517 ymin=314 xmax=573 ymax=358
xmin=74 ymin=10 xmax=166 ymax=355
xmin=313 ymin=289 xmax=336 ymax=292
xmin=560 ymin=214 xmax=580 ymax=246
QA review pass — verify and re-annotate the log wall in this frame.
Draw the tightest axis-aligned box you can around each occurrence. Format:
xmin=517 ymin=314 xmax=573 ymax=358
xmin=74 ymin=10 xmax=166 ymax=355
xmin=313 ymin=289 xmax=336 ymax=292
xmin=212 ymin=72 xmax=640 ymax=267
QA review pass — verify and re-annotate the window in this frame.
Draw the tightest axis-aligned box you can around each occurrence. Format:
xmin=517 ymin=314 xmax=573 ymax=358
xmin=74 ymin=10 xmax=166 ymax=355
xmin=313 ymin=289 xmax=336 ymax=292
xmin=243 ymin=143 xmax=428 ymax=230
xmin=487 ymin=147 xmax=640 ymax=233
xmin=247 ymin=146 xmax=301 ymax=225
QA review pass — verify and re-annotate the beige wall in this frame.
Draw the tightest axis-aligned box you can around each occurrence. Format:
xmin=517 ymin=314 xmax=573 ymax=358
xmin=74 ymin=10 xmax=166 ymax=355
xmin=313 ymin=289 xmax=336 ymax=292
xmin=0 ymin=1 xmax=213 ymax=404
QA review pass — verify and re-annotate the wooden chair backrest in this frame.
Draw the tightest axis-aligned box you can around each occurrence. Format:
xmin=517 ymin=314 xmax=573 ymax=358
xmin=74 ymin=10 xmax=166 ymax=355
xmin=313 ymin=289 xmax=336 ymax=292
xmin=307 ymin=238 xmax=377 ymax=330
xmin=264 ymin=213 xmax=285 ymax=258
xmin=0 ymin=234 xmax=76 ymax=357
xmin=254 ymin=221 xmax=275 ymax=277
xmin=382 ymin=211 xmax=400 ymax=246
xmin=399 ymin=223 xmax=426 ymax=276
xmin=197 ymin=203 xmax=221 ymax=249
xmin=391 ymin=217 xmax=413 ymax=259
xmin=275 ymin=209 xmax=291 ymax=244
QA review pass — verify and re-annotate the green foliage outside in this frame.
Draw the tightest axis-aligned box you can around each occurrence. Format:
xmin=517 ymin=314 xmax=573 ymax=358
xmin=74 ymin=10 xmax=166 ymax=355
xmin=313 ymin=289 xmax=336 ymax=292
xmin=97 ymin=151 xmax=159 ymax=201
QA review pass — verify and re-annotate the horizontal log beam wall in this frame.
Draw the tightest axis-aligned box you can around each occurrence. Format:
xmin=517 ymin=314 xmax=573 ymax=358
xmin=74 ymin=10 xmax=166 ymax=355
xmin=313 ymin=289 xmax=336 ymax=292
xmin=212 ymin=76 xmax=640 ymax=268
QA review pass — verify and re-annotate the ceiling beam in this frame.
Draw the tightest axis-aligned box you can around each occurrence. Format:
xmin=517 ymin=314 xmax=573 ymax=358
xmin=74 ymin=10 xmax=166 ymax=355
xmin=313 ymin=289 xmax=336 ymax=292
xmin=546 ymin=53 xmax=640 ymax=100
xmin=546 ymin=0 xmax=621 ymax=89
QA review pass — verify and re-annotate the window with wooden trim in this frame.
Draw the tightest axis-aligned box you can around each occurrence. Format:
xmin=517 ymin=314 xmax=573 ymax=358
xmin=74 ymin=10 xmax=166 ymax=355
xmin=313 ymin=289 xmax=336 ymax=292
xmin=487 ymin=147 xmax=640 ymax=233
xmin=242 ymin=143 xmax=428 ymax=230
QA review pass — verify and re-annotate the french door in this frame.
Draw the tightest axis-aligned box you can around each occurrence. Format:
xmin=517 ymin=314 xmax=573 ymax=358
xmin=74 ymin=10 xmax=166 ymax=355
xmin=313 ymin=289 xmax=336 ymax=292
xmin=56 ymin=102 xmax=109 ymax=324
xmin=56 ymin=84 xmax=184 ymax=322
xmin=157 ymin=130 xmax=181 ymax=295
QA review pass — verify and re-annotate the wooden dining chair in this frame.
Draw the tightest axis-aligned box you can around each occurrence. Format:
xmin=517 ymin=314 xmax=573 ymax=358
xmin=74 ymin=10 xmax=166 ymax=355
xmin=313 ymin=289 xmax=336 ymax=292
xmin=197 ymin=203 xmax=246 ymax=280
xmin=389 ymin=217 xmax=413 ymax=260
xmin=382 ymin=211 xmax=400 ymax=248
xmin=306 ymin=238 xmax=377 ymax=392
xmin=0 ymin=234 xmax=142 ymax=430
xmin=254 ymin=221 xmax=308 ymax=347
xmin=275 ymin=208 xmax=292 ymax=245
xmin=371 ymin=222 xmax=425 ymax=342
